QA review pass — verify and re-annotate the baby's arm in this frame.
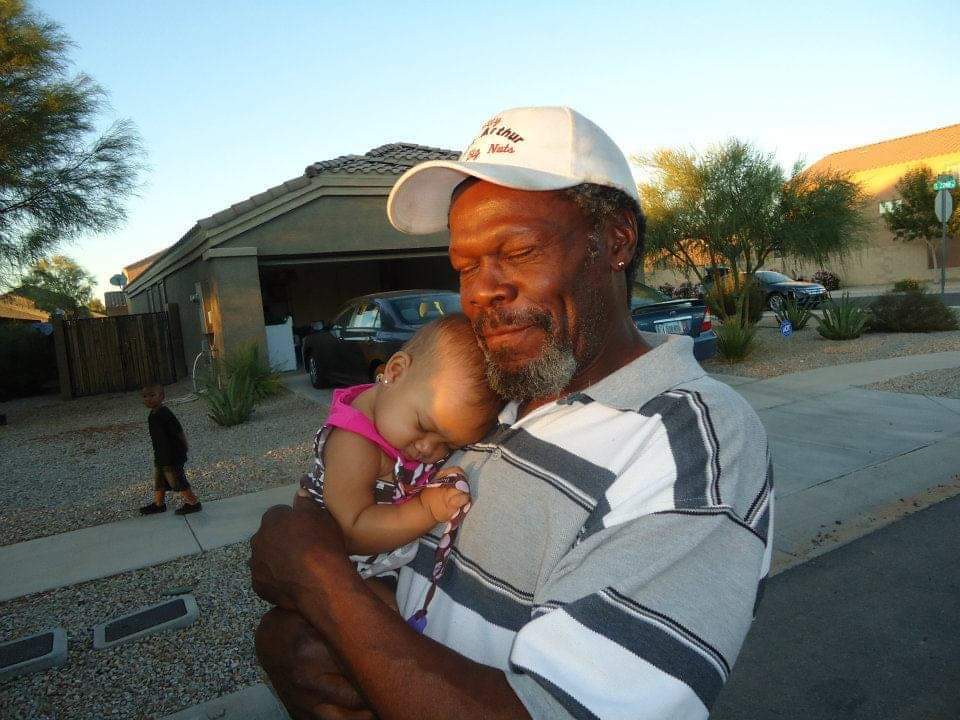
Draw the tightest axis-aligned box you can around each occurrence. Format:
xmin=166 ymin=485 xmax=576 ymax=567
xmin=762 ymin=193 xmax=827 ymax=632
xmin=318 ymin=429 xmax=467 ymax=556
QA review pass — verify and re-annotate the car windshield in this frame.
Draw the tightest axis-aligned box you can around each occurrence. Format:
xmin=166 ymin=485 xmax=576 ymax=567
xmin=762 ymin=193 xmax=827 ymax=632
xmin=630 ymin=283 xmax=670 ymax=307
xmin=388 ymin=294 xmax=462 ymax=326
xmin=758 ymin=271 xmax=793 ymax=283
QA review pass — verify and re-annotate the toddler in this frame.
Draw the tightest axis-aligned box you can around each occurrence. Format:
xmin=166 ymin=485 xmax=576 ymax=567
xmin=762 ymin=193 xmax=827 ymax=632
xmin=299 ymin=313 xmax=501 ymax=629
xmin=139 ymin=383 xmax=202 ymax=516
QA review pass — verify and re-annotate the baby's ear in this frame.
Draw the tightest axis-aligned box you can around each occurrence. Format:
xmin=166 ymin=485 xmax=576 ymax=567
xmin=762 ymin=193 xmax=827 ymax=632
xmin=384 ymin=351 xmax=412 ymax=383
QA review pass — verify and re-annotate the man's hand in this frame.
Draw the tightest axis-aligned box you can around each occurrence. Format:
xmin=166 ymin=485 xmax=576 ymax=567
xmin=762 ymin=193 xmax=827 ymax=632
xmin=249 ymin=497 xmax=353 ymax=610
xmin=256 ymin=607 xmax=373 ymax=720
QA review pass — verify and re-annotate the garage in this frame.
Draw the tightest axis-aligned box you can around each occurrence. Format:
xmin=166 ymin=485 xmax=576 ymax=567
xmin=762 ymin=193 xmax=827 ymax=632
xmin=123 ymin=144 xmax=460 ymax=371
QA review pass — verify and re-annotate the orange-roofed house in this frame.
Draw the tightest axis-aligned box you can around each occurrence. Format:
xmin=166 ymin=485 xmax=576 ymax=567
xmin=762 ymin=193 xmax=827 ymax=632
xmin=784 ymin=123 xmax=960 ymax=286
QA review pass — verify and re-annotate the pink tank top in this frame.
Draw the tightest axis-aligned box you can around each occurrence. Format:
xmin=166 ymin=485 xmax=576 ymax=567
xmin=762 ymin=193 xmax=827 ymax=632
xmin=325 ymin=384 xmax=421 ymax=471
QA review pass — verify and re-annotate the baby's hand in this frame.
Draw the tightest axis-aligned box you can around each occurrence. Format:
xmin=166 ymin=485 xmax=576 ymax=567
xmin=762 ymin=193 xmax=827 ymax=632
xmin=419 ymin=484 xmax=470 ymax=523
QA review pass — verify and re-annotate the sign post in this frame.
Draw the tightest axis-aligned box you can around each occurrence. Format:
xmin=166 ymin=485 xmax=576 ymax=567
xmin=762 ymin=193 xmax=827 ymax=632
xmin=934 ymin=184 xmax=954 ymax=297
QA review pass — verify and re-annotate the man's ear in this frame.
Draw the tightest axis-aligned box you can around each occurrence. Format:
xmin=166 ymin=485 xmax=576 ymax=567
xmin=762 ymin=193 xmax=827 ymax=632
xmin=605 ymin=207 xmax=638 ymax=271
xmin=383 ymin=351 xmax=412 ymax=383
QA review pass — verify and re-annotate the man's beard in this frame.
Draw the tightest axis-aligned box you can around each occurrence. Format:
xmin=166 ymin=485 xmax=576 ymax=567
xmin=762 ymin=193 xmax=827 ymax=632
xmin=474 ymin=291 xmax=606 ymax=403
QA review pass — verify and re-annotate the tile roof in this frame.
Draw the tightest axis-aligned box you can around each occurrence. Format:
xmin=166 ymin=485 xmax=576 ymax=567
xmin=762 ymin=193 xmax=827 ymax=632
xmin=305 ymin=143 xmax=460 ymax=177
xmin=808 ymin=123 xmax=960 ymax=175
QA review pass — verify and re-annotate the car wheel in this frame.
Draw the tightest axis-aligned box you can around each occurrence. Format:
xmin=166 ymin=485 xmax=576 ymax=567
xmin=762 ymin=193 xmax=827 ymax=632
xmin=307 ymin=355 xmax=326 ymax=389
xmin=767 ymin=293 xmax=785 ymax=312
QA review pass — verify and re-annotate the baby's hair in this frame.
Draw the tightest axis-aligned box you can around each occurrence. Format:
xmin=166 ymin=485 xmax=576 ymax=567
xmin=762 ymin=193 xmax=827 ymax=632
xmin=402 ymin=314 xmax=502 ymax=418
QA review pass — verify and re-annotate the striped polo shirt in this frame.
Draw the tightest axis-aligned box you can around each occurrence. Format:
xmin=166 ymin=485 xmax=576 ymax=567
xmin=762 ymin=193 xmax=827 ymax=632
xmin=395 ymin=332 xmax=773 ymax=720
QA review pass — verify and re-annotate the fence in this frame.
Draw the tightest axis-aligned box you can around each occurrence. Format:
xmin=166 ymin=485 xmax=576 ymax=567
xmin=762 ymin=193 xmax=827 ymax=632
xmin=52 ymin=305 xmax=186 ymax=398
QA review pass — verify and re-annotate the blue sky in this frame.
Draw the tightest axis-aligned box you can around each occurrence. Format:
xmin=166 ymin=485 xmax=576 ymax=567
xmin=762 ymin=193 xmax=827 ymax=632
xmin=31 ymin=0 xmax=960 ymax=296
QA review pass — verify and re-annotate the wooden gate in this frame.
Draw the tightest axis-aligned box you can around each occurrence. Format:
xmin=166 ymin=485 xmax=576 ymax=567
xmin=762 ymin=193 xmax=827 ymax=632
xmin=52 ymin=305 xmax=186 ymax=398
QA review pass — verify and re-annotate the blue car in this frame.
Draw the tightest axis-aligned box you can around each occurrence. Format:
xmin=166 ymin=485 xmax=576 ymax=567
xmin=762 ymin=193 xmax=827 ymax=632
xmin=631 ymin=283 xmax=717 ymax=361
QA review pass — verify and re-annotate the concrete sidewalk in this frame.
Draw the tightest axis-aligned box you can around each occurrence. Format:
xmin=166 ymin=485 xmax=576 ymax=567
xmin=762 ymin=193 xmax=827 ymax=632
xmin=2 ymin=351 xmax=959 ymax=603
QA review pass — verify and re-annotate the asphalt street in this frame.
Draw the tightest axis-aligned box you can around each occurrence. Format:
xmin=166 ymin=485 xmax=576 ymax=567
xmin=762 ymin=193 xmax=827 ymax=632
xmin=711 ymin=494 xmax=960 ymax=720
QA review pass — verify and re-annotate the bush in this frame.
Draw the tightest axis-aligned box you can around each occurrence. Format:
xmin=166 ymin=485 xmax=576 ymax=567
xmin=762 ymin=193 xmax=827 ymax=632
xmin=705 ymin=281 xmax=765 ymax=324
xmin=221 ymin=343 xmax=283 ymax=400
xmin=812 ymin=270 xmax=841 ymax=291
xmin=891 ymin=278 xmax=924 ymax=293
xmin=775 ymin=296 xmax=813 ymax=330
xmin=715 ymin=318 xmax=757 ymax=360
xmin=868 ymin=288 xmax=958 ymax=333
xmin=204 ymin=373 xmax=255 ymax=426
xmin=0 ymin=322 xmax=58 ymax=400
xmin=817 ymin=293 xmax=868 ymax=340
xmin=657 ymin=283 xmax=675 ymax=297
xmin=671 ymin=281 xmax=698 ymax=299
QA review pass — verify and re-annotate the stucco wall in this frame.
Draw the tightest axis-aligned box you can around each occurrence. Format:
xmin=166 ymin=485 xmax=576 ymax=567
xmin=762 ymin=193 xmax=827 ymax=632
xmin=161 ymin=259 xmax=204 ymax=368
xmin=204 ymin=252 xmax=267 ymax=360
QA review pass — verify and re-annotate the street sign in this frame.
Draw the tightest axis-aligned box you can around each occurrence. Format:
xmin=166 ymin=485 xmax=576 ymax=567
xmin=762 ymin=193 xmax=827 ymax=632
xmin=934 ymin=176 xmax=957 ymax=191
xmin=935 ymin=189 xmax=953 ymax=223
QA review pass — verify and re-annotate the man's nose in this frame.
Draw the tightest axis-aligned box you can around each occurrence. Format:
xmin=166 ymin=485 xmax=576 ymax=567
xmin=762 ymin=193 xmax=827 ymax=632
xmin=466 ymin=263 xmax=517 ymax=309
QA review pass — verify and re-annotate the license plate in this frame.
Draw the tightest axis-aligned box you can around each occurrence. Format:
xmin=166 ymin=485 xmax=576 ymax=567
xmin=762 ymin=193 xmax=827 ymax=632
xmin=655 ymin=320 xmax=684 ymax=334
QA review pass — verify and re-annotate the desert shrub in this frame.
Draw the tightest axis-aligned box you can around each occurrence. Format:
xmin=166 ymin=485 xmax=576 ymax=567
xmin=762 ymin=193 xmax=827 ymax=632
xmin=775 ymin=296 xmax=813 ymax=330
xmin=715 ymin=318 xmax=756 ymax=360
xmin=817 ymin=293 xmax=868 ymax=340
xmin=0 ymin=322 xmax=57 ymax=400
xmin=671 ymin=281 xmax=698 ymax=299
xmin=868 ymin=288 xmax=958 ymax=333
xmin=221 ymin=343 xmax=283 ymax=400
xmin=812 ymin=270 xmax=841 ymax=291
xmin=657 ymin=283 xmax=675 ymax=297
xmin=891 ymin=278 xmax=924 ymax=294
xmin=705 ymin=281 xmax=765 ymax=324
xmin=204 ymin=373 xmax=255 ymax=426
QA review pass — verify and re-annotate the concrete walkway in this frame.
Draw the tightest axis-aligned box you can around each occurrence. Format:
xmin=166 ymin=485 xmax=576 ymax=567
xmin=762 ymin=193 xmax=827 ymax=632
xmin=2 ymin=352 xmax=959 ymax=603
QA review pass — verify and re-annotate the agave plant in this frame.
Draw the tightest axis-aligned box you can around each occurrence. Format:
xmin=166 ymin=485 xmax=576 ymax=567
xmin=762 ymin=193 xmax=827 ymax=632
xmin=774 ymin=296 xmax=813 ymax=331
xmin=715 ymin=318 xmax=757 ymax=360
xmin=204 ymin=373 xmax=255 ymax=427
xmin=816 ymin=293 xmax=868 ymax=340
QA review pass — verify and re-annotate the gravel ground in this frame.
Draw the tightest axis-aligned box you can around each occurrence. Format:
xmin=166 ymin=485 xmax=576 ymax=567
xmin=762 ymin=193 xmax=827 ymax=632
xmin=0 ymin=541 xmax=269 ymax=720
xmin=703 ymin=315 xmax=960 ymax=379
xmin=864 ymin=368 xmax=960 ymax=399
xmin=0 ymin=380 xmax=325 ymax=546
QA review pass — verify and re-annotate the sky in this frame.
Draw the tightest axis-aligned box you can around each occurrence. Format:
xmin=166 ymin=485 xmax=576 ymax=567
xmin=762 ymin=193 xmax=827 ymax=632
xmin=28 ymin=0 xmax=960 ymax=297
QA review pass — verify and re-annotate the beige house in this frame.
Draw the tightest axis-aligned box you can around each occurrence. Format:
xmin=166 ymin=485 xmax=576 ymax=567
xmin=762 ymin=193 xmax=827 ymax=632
xmin=646 ymin=123 xmax=960 ymax=289
xmin=0 ymin=293 xmax=49 ymax=322
xmin=123 ymin=144 xmax=458 ymax=369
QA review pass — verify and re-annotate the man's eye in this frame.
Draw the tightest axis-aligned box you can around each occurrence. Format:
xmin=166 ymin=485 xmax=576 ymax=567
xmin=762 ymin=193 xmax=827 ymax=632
xmin=506 ymin=248 xmax=534 ymax=261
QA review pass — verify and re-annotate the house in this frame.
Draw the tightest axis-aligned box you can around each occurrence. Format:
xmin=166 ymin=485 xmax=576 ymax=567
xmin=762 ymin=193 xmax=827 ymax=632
xmin=0 ymin=293 xmax=49 ymax=323
xmin=780 ymin=123 xmax=960 ymax=286
xmin=122 ymin=143 xmax=459 ymax=370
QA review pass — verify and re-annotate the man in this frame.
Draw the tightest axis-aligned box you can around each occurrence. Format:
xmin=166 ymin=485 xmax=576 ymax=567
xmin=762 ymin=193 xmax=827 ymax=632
xmin=250 ymin=106 xmax=772 ymax=720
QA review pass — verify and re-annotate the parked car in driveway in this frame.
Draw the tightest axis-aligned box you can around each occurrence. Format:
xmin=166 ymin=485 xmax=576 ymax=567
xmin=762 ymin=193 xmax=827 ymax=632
xmin=753 ymin=270 xmax=829 ymax=311
xmin=301 ymin=290 xmax=461 ymax=388
xmin=631 ymin=283 xmax=717 ymax=361
xmin=699 ymin=267 xmax=829 ymax=311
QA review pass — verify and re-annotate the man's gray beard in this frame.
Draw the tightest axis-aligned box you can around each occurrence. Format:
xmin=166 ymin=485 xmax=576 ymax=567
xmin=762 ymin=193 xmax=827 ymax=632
xmin=483 ymin=341 xmax=578 ymax=402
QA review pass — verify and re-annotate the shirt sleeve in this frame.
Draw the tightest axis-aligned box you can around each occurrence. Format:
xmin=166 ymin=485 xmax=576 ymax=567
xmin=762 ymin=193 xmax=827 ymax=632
xmin=506 ymin=389 xmax=772 ymax=720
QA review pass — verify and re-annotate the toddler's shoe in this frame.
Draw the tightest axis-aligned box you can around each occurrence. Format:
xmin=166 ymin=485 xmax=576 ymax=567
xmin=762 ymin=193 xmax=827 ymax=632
xmin=175 ymin=502 xmax=202 ymax=515
xmin=139 ymin=502 xmax=166 ymax=515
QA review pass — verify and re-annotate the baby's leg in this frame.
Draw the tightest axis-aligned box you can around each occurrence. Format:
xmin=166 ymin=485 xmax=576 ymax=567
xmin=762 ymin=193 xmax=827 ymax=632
xmin=365 ymin=576 xmax=399 ymax=611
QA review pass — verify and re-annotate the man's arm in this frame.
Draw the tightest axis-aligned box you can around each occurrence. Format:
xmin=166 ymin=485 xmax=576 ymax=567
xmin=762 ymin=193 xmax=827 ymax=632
xmin=250 ymin=497 xmax=531 ymax=720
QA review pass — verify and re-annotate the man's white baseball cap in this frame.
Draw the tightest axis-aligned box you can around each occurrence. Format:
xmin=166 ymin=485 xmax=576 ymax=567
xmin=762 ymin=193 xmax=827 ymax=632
xmin=387 ymin=106 xmax=639 ymax=235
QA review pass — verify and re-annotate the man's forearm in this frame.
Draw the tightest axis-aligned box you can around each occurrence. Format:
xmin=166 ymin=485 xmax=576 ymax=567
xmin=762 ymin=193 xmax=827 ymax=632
xmin=296 ymin=564 xmax=531 ymax=720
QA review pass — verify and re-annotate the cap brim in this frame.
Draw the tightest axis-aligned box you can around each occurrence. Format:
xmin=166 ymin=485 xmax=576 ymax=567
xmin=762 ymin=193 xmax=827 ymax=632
xmin=387 ymin=160 xmax=582 ymax=235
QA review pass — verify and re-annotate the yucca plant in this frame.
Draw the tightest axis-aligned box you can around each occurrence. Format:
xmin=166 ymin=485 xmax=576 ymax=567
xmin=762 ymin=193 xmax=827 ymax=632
xmin=715 ymin=318 xmax=757 ymax=360
xmin=222 ymin=343 xmax=284 ymax=400
xmin=775 ymin=296 xmax=813 ymax=331
xmin=204 ymin=373 xmax=255 ymax=427
xmin=817 ymin=293 xmax=868 ymax=340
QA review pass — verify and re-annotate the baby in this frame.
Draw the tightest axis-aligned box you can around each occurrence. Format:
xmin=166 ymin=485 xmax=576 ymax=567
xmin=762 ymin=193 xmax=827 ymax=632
xmin=298 ymin=313 xmax=502 ymax=628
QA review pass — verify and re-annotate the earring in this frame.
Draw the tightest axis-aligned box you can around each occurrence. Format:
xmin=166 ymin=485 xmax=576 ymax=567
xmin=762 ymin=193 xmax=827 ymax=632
xmin=376 ymin=374 xmax=389 ymax=385
xmin=617 ymin=261 xmax=625 ymax=269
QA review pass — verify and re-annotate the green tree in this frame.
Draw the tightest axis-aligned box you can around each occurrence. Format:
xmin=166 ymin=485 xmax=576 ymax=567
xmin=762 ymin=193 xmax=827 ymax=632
xmin=636 ymin=139 xmax=867 ymax=319
xmin=14 ymin=254 xmax=96 ymax=316
xmin=0 ymin=0 xmax=144 ymax=286
xmin=87 ymin=297 xmax=105 ymax=314
xmin=882 ymin=165 xmax=959 ymax=270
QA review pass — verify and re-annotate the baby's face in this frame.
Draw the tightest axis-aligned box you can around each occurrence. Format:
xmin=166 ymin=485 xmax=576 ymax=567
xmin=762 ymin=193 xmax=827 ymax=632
xmin=374 ymin=363 xmax=494 ymax=465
